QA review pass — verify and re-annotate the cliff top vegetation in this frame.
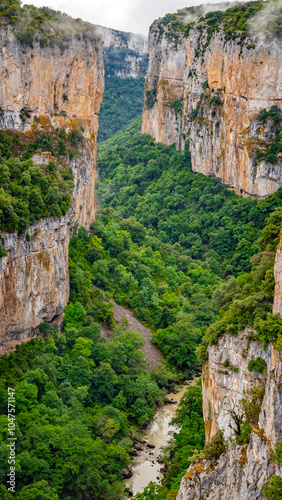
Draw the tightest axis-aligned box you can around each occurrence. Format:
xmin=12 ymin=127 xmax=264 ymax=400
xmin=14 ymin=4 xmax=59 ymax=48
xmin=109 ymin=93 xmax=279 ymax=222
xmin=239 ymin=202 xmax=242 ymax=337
xmin=0 ymin=0 xmax=100 ymax=49
xmin=155 ymin=0 xmax=281 ymax=44
xmin=197 ymin=206 xmax=282 ymax=363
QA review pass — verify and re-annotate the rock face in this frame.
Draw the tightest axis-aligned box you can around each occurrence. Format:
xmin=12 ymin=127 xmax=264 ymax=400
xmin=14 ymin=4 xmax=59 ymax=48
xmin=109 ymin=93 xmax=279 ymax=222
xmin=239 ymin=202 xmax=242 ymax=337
xmin=177 ymin=335 xmax=282 ymax=500
xmin=95 ymin=25 xmax=147 ymax=54
xmin=95 ymin=25 xmax=148 ymax=78
xmin=202 ymin=328 xmax=270 ymax=443
xmin=176 ymin=440 xmax=281 ymax=500
xmin=142 ymin=22 xmax=282 ymax=197
xmin=176 ymin=229 xmax=282 ymax=500
xmin=0 ymin=26 xmax=104 ymax=353
xmin=0 ymin=217 xmax=70 ymax=353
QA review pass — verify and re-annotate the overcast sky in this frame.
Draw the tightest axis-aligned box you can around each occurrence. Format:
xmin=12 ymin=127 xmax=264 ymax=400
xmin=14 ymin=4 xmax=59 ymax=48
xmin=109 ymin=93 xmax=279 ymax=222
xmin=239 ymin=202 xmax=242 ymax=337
xmin=29 ymin=0 xmax=230 ymax=35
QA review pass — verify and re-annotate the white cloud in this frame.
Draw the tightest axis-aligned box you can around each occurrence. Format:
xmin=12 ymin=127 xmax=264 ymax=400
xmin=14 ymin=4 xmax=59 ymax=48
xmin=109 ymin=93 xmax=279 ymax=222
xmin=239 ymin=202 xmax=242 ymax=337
xmin=30 ymin=0 xmax=231 ymax=34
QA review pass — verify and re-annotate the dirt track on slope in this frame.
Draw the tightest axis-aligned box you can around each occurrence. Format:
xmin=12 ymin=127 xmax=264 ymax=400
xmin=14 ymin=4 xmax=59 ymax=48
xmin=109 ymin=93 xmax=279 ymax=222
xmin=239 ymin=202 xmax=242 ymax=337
xmin=100 ymin=298 xmax=163 ymax=370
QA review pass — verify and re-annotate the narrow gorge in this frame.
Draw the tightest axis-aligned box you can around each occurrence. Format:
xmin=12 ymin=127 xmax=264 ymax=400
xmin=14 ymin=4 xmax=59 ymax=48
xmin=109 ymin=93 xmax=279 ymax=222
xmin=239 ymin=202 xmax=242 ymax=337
xmin=0 ymin=1 xmax=282 ymax=500
xmin=140 ymin=2 xmax=282 ymax=499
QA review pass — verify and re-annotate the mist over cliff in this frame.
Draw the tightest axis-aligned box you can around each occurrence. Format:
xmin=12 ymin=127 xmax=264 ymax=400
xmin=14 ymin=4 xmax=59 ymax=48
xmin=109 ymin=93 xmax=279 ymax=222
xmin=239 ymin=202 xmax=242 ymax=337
xmin=142 ymin=0 xmax=282 ymax=197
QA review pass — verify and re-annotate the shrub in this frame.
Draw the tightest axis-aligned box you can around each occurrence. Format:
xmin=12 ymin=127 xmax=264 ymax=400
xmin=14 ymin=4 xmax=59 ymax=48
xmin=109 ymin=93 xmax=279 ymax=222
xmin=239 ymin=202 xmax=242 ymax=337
xmin=170 ymin=99 xmax=183 ymax=117
xmin=254 ymin=314 xmax=282 ymax=350
xmin=146 ymin=88 xmax=157 ymax=109
xmin=241 ymin=381 xmax=265 ymax=428
xmin=69 ymin=130 xmax=83 ymax=145
xmin=262 ymin=475 xmax=282 ymax=500
xmin=248 ymin=357 xmax=267 ymax=374
xmin=203 ymin=430 xmax=227 ymax=460
xmin=0 ymin=244 xmax=6 ymax=257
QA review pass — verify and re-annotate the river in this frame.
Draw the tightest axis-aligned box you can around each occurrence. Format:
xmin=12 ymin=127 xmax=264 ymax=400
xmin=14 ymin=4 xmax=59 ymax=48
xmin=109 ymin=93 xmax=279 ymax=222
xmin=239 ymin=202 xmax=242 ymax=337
xmin=125 ymin=382 xmax=191 ymax=496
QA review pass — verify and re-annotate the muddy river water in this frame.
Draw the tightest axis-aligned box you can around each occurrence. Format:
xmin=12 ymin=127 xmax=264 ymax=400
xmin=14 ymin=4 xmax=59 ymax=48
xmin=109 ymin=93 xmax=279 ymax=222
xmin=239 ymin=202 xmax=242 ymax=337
xmin=125 ymin=383 xmax=191 ymax=496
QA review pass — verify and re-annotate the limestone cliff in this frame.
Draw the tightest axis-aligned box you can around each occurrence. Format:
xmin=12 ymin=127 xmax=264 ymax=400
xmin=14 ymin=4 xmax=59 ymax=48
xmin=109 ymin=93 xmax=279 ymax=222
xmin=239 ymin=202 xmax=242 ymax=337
xmin=95 ymin=25 xmax=148 ymax=78
xmin=176 ymin=226 xmax=282 ymax=499
xmin=0 ymin=25 xmax=104 ymax=353
xmin=176 ymin=333 xmax=282 ymax=499
xmin=273 ymin=225 xmax=282 ymax=315
xmin=142 ymin=17 xmax=282 ymax=197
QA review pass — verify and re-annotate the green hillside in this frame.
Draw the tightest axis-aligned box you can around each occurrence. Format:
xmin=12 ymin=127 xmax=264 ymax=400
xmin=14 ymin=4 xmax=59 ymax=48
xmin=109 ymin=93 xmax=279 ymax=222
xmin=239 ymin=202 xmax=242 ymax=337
xmin=98 ymin=78 xmax=145 ymax=142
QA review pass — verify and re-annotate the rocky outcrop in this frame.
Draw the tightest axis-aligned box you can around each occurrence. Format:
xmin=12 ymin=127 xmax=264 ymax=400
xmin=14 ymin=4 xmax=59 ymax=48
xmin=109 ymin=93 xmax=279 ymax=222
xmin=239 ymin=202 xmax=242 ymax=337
xmin=142 ymin=21 xmax=282 ymax=197
xmin=202 ymin=328 xmax=270 ymax=443
xmin=0 ymin=216 xmax=70 ymax=353
xmin=176 ymin=334 xmax=282 ymax=500
xmin=0 ymin=25 xmax=104 ymax=353
xmin=176 ymin=227 xmax=282 ymax=499
xmin=176 ymin=439 xmax=281 ymax=500
xmin=95 ymin=25 xmax=148 ymax=78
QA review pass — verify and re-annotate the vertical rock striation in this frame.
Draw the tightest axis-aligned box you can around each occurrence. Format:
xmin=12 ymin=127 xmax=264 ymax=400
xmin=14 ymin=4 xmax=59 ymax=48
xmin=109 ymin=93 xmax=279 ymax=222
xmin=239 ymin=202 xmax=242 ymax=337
xmin=143 ymin=6 xmax=282 ymax=498
xmin=0 ymin=25 xmax=104 ymax=353
xmin=201 ymin=328 xmax=270 ymax=443
xmin=176 ymin=337 xmax=282 ymax=500
xmin=273 ymin=225 xmax=282 ymax=316
xmin=176 ymin=228 xmax=282 ymax=499
xmin=142 ymin=20 xmax=282 ymax=197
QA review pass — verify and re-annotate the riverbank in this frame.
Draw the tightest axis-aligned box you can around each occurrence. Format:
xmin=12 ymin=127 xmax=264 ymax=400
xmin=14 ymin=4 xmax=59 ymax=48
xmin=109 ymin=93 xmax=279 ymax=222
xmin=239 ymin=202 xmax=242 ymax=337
xmin=125 ymin=381 xmax=195 ymax=497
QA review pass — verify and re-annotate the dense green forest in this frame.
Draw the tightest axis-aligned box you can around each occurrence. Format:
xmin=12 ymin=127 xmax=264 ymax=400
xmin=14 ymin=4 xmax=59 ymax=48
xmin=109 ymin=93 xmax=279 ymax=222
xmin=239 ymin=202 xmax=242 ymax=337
xmin=0 ymin=113 xmax=282 ymax=498
xmin=97 ymin=31 xmax=147 ymax=143
xmin=0 ymin=0 xmax=281 ymax=498
xmin=2 ymin=116 xmax=281 ymax=498
xmin=0 ymin=313 xmax=171 ymax=499
xmin=94 ymin=119 xmax=282 ymax=498
xmin=98 ymin=77 xmax=145 ymax=142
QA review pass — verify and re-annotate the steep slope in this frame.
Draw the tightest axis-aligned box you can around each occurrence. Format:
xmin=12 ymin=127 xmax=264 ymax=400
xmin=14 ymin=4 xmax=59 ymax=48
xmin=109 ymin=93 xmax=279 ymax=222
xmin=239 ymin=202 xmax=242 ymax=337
xmin=99 ymin=298 xmax=163 ymax=370
xmin=142 ymin=1 xmax=282 ymax=197
xmin=0 ymin=15 xmax=104 ymax=353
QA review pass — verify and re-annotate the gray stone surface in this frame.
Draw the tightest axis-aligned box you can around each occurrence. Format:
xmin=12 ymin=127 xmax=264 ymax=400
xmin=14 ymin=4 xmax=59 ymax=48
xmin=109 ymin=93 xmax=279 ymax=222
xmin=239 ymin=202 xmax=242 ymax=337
xmin=100 ymin=298 xmax=163 ymax=370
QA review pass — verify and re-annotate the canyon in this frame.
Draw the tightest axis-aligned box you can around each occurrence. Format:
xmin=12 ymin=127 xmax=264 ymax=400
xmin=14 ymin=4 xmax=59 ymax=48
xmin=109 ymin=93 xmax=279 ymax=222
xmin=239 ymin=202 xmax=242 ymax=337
xmin=0 ymin=3 xmax=281 ymax=499
xmin=141 ymin=8 xmax=282 ymax=499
